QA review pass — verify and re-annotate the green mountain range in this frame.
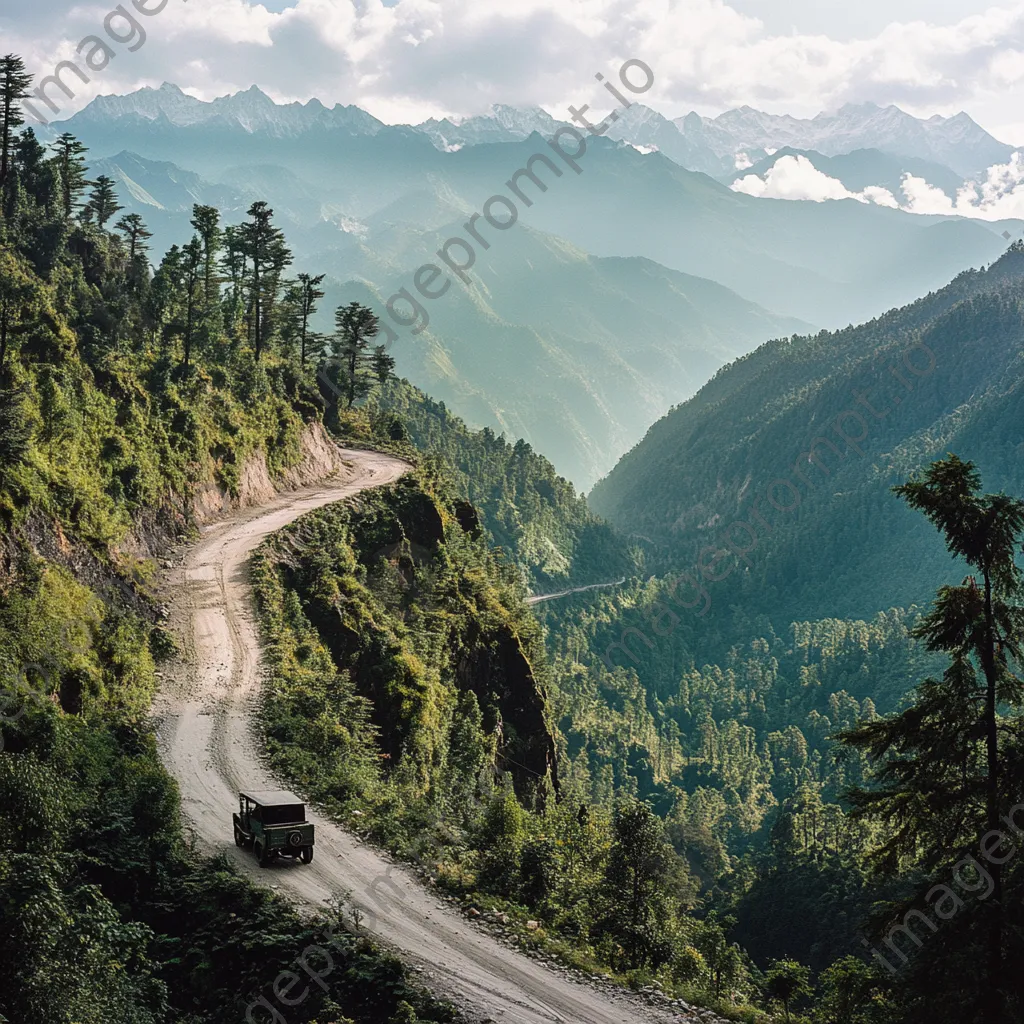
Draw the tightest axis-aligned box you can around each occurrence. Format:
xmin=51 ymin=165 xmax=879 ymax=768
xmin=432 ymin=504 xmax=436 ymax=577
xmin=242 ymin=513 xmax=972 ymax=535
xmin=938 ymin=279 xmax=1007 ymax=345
xmin=589 ymin=245 xmax=1024 ymax=623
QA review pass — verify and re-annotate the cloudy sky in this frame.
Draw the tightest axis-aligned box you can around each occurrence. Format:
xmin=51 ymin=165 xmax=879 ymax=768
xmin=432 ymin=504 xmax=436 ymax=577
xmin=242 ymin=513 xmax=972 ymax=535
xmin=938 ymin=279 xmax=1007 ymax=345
xmin=7 ymin=0 xmax=1024 ymax=141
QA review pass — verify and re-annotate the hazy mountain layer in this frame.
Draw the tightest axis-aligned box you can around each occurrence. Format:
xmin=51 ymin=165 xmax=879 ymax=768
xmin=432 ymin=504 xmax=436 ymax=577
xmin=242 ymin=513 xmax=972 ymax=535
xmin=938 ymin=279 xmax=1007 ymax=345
xmin=89 ymin=128 xmax=1018 ymax=331
xmin=324 ymin=223 xmax=810 ymax=487
xmin=89 ymin=136 xmax=1019 ymax=484
xmin=62 ymin=85 xmax=1013 ymax=180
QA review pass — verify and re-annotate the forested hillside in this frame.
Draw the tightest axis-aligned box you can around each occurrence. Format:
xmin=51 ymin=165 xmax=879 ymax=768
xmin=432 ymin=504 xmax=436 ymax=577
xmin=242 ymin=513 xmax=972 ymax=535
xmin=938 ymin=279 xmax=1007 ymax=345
xmin=590 ymin=245 xmax=1024 ymax=623
xmin=252 ymin=470 xmax=561 ymax=809
xmin=367 ymin=379 xmax=639 ymax=590
xmin=560 ymin=249 xmax=1024 ymax=1021
xmin=0 ymin=61 xmax=463 ymax=1023
xmin=251 ymin=468 xmax=772 ymax=1017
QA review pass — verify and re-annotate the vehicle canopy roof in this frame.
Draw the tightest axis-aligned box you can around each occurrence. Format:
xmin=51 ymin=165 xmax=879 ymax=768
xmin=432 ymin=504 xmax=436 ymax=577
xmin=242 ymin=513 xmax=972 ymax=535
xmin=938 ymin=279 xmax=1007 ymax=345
xmin=240 ymin=790 xmax=305 ymax=807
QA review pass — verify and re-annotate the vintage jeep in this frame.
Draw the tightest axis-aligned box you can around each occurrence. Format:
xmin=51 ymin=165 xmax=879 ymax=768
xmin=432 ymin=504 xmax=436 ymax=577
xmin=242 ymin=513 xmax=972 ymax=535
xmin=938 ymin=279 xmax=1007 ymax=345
xmin=233 ymin=790 xmax=314 ymax=866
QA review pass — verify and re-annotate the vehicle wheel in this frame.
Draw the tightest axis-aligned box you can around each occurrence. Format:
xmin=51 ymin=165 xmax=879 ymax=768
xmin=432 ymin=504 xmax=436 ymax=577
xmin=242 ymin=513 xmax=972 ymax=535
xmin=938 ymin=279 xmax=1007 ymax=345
xmin=255 ymin=840 xmax=270 ymax=867
xmin=301 ymin=846 xmax=313 ymax=865
xmin=234 ymin=826 xmax=245 ymax=848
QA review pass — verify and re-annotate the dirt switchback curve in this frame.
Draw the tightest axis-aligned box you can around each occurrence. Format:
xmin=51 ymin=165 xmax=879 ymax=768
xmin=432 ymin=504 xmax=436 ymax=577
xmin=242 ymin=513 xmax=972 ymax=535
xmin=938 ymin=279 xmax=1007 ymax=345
xmin=156 ymin=448 xmax=683 ymax=1024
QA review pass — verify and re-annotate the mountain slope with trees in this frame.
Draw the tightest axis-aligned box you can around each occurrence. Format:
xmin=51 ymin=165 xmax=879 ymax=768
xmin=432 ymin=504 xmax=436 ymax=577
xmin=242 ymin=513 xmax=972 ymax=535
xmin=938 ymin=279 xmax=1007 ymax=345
xmin=0 ymin=53 xmax=462 ymax=1024
xmin=367 ymin=378 xmax=639 ymax=590
xmin=589 ymin=245 xmax=1024 ymax=624
xmin=80 ymin=148 xmax=815 ymax=487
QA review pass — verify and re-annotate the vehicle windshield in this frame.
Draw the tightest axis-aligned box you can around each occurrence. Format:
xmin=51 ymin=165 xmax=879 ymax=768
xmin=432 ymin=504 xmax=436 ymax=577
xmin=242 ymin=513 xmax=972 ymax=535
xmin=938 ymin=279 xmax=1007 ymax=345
xmin=261 ymin=803 xmax=305 ymax=825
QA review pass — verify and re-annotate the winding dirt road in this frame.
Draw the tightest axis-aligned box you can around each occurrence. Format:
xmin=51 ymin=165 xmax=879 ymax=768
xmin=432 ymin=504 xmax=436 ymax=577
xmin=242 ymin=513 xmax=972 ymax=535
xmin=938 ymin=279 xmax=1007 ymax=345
xmin=155 ymin=448 xmax=678 ymax=1024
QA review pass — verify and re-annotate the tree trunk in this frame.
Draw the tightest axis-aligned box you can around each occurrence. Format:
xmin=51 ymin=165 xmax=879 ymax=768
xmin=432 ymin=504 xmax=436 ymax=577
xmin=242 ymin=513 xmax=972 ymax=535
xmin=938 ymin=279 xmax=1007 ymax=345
xmin=184 ymin=294 xmax=194 ymax=368
xmin=1 ymin=95 xmax=10 ymax=186
xmin=981 ymin=568 xmax=1003 ymax=1022
xmin=300 ymin=304 xmax=309 ymax=367
xmin=253 ymin=255 xmax=262 ymax=360
xmin=347 ymin=345 xmax=358 ymax=407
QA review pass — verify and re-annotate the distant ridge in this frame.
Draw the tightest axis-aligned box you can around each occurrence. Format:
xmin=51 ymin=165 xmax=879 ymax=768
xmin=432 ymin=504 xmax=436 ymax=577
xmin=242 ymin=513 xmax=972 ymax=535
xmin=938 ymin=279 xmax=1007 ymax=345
xmin=72 ymin=82 xmax=387 ymax=137
xmin=59 ymin=86 xmax=1014 ymax=179
xmin=588 ymin=244 xmax=1024 ymax=621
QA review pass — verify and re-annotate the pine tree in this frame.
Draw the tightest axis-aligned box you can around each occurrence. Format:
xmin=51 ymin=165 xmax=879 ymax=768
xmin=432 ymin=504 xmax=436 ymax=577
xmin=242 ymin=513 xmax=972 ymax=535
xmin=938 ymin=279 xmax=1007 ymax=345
xmin=331 ymin=301 xmax=380 ymax=408
xmin=14 ymin=128 xmax=48 ymax=207
xmin=149 ymin=244 xmax=184 ymax=353
xmin=85 ymin=175 xmax=121 ymax=229
xmin=289 ymin=272 xmax=325 ymax=368
xmin=842 ymin=455 xmax=1024 ymax=1023
xmin=371 ymin=344 xmax=396 ymax=385
xmin=49 ymin=133 xmax=88 ymax=220
xmin=181 ymin=237 xmax=203 ymax=368
xmin=238 ymin=201 xmax=291 ymax=360
xmin=115 ymin=213 xmax=151 ymax=263
xmin=601 ymin=800 xmax=674 ymax=968
xmin=115 ymin=212 xmax=152 ymax=291
xmin=764 ymin=959 xmax=811 ymax=1023
xmin=0 ymin=55 xmax=32 ymax=187
xmin=190 ymin=204 xmax=222 ymax=315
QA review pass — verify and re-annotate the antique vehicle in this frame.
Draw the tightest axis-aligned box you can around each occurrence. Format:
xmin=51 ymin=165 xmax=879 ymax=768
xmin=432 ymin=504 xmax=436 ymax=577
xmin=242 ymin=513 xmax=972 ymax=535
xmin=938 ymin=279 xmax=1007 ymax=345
xmin=233 ymin=790 xmax=315 ymax=866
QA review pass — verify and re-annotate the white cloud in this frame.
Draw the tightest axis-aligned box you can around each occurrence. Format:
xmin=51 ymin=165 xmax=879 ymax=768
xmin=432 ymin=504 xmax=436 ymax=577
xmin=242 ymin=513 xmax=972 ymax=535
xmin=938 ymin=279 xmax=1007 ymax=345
xmin=730 ymin=149 xmax=1024 ymax=223
xmin=731 ymin=154 xmax=899 ymax=206
xmin=734 ymin=151 xmax=753 ymax=170
xmin=900 ymin=153 xmax=1024 ymax=218
xmin=8 ymin=0 xmax=1024 ymax=130
xmin=900 ymin=173 xmax=959 ymax=214
xmin=862 ymin=184 xmax=901 ymax=208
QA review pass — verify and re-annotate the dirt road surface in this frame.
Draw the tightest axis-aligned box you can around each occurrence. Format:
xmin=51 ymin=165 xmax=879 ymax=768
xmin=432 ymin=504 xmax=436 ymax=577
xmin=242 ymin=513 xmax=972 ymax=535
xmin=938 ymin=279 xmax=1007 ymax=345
xmin=156 ymin=448 xmax=680 ymax=1024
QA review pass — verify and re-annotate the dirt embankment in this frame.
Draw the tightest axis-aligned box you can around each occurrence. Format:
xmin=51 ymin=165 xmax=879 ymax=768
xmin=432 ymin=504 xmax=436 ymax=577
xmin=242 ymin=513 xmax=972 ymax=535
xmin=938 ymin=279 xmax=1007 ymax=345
xmin=190 ymin=421 xmax=347 ymax=525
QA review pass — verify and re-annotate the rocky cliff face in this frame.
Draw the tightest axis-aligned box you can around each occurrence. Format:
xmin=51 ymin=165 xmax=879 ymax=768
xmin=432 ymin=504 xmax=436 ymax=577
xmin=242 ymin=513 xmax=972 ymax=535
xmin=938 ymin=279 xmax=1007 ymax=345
xmin=455 ymin=622 xmax=559 ymax=797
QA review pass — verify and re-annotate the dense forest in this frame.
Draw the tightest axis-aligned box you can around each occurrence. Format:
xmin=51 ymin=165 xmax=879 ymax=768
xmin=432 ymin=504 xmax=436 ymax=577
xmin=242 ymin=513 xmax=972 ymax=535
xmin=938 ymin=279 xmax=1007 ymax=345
xmin=253 ymin=439 xmax=1024 ymax=1021
xmin=0 ymin=54 xmax=460 ymax=1024
xmin=589 ymin=248 xmax=1024 ymax=623
xmin=2 ymin=48 xmax=1024 ymax=1024
xmin=251 ymin=469 xmax=766 ymax=1013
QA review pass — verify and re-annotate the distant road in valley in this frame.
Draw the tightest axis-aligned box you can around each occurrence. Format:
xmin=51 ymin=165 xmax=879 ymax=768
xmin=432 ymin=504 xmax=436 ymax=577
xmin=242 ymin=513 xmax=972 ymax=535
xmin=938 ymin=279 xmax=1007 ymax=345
xmin=527 ymin=579 xmax=626 ymax=605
